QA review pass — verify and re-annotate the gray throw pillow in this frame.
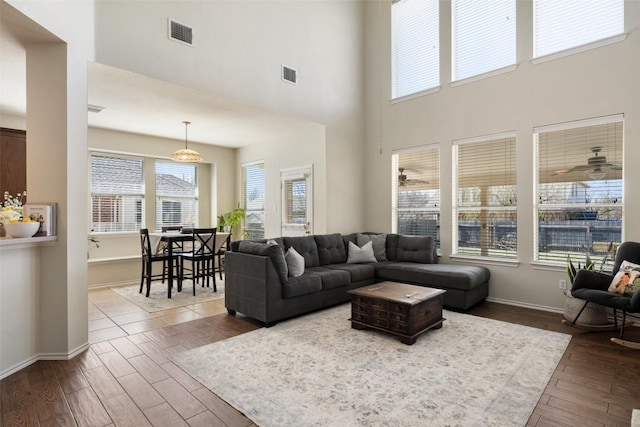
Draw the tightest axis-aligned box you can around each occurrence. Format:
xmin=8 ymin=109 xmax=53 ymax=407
xmin=285 ymin=247 xmax=305 ymax=277
xmin=347 ymin=241 xmax=377 ymax=264
xmin=357 ymin=233 xmax=387 ymax=262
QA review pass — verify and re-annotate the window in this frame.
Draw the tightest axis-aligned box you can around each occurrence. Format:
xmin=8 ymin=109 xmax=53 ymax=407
xmin=453 ymin=133 xmax=517 ymax=259
xmin=242 ymin=162 xmax=265 ymax=239
xmin=533 ymin=0 xmax=624 ymax=58
xmin=535 ymin=115 xmax=623 ymax=264
xmin=155 ymin=161 xmax=197 ymax=231
xmin=392 ymin=147 xmax=440 ymax=248
xmin=91 ymin=154 xmax=144 ymax=232
xmin=452 ymin=0 xmax=516 ymax=81
xmin=391 ymin=0 xmax=439 ymax=99
xmin=283 ymin=179 xmax=306 ymax=224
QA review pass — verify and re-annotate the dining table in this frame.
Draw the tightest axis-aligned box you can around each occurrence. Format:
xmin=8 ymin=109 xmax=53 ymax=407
xmin=149 ymin=231 xmax=230 ymax=297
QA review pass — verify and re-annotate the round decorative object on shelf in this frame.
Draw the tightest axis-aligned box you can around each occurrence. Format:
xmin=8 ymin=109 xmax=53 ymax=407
xmin=3 ymin=222 xmax=40 ymax=238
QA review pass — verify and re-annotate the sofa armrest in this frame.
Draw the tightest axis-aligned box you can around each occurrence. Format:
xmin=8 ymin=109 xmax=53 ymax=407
xmin=225 ymin=251 xmax=285 ymax=323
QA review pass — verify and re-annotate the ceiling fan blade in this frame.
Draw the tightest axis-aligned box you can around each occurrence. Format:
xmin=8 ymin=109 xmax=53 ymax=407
xmin=552 ymin=164 xmax=591 ymax=175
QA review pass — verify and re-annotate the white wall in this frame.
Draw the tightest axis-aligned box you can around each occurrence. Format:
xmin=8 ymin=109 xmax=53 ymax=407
xmin=363 ymin=0 xmax=640 ymax=311
xmin=2 ymin=0 xmax=95 ymax=375
xmin=237 ymin=125 xmax=326 ymax=238
xmin=93 ymin=0 xmax=365 ymax=234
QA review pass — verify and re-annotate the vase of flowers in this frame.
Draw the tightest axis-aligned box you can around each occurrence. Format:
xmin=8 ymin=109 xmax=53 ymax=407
xmin=0 ymin=191 xmax=27 ymax=237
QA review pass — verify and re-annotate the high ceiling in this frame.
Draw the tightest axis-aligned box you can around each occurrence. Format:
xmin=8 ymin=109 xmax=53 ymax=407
xmin=0 ymin=17 xmax=317 ymax=149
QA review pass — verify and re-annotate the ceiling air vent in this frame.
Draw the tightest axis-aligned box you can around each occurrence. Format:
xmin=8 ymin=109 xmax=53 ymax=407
xmin=282 ymin=65 xmax=297 ymax=84
xmin=168 ymin=18 xmax=193 ymax=46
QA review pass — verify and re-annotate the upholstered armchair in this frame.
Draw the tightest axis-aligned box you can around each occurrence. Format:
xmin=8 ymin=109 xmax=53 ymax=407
xmin=570 ymin=241 xmax=640 ymax=349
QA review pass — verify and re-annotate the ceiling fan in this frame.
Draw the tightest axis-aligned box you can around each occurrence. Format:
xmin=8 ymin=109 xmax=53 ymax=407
xmin=552 ymin=146 xmax=622 ymax=178
xmin=398 ymin=168 xmax=428 ymax=187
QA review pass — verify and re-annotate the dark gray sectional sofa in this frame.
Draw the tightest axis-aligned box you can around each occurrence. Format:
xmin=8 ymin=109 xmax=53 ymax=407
xmin=225 ymin=233 xmax=490 ymax=326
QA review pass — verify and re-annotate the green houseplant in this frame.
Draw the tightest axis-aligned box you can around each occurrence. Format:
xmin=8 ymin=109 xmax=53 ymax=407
xmin=218 ymin=206 xmax=246 ymax=235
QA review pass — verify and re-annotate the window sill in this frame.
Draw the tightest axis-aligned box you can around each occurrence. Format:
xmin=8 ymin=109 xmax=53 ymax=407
xmin=531 ymin=33 xmax=627 ymax=65
xmin=450 ymin=64 xmax=518 ymax=88
xmin=390 ymin=86 xmax=441 ymax=104
xmin=449 ymin=254 xmax=520 ymax=268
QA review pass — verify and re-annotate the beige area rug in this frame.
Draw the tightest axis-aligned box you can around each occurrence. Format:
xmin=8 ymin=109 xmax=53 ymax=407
xmin=111 ymin=279 xmax=225 ymax=312
xmin=172 ymin=304 xmax=571 ymax=427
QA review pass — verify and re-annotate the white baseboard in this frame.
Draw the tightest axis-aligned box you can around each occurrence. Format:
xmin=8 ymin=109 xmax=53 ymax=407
xmin=485 ymin=297 xmax=564 ymax=314
xmin=89 ymin=280 xmax=138 ymax=290
xmin=0 ymin=341 xmax=90 ymax=380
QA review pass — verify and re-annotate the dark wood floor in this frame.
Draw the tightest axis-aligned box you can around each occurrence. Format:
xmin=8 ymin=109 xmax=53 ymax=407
xmin=1 ymin=299 xmax=639 ymax=427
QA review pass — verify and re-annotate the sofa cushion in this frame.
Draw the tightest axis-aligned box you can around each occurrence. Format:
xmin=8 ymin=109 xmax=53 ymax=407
xmin=283 ymin=236 xmax=320 ymax=268
xmin=282 ymin=274 xmax=323 ymax=299
xmin=386 ymin=234 xmax=438 ymax=263
xmin=237 ymin=240 xmax=288 ymax=284
xmin=357 ymin=233 xmax=387 ymax=261
xmin=376 ymin=263 xmax=490 ymax=291
xmin=285 ymin=247 xmax=305 ymax=277
xmin=396 ymin=235 xmax=436 ymax=264
xmin=326 ymin=263 xmax=377 ymax=283
xmin=306 ymin=267 xmax=351 ymax=290
xmin=347 ymin=241 xmax=377 ymax=263
xmin=386 ymin=234 xmax=400 ymax=261
xmin=315 ymin=233 xmax=347 ymax=265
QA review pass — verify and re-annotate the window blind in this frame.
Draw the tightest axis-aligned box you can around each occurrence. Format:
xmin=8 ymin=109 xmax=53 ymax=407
xmin=535 ymin=116 xmax=623 ymax=263
xmin=91 ymin=154 xmax=144 ymax=233
xmin=454 ymin=133 xmax=517 ymax=258
xmin=242 ymin=162 xmax=265 ymax=239
xmin=533 ymin=0 xmax=624 ymax=58
xmin=391 ymin=0 xmax=439 ymax=99
xmin=155 ymin=161 xmax=197 ymax=231
xmin=452 ymin=0 xmax=516 ymax=81
xmin=283 ymin=178 xmax=307 ymax=225
xmin=393 ymin=146 xmax=440 ymax=246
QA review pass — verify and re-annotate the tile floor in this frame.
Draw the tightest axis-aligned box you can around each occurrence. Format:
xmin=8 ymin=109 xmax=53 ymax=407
xmin=88 ymin=283 xmax=228 ymax=343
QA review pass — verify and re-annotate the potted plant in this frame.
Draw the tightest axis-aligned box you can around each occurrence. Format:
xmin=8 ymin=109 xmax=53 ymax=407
xmin=218 ymin=206 xmax=246 ymax=235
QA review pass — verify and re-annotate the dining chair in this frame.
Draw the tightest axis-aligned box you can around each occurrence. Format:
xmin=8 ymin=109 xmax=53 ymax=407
xmin=178 ymin=228 xmax=218 ymax=295
xmin=214 ymin=232 xmax=231 ymax=280
xmin=139 ymin=228 xmax=178 ymax=298
xmin=159 ymin=225 xmax=184 ymax=283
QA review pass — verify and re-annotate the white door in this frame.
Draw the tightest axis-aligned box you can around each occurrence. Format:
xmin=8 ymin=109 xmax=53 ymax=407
xmin=281 ymin=166 xmax=313 ymax=237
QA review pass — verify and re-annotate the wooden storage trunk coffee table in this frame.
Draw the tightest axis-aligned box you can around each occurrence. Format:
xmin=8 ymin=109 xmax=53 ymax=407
xmin=348 ymin=282 xmax=445 ymax=345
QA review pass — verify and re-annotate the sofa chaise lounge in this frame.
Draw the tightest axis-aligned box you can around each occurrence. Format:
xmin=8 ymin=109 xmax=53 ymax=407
xmin=225 ymin=233 xmax=490 ymax=326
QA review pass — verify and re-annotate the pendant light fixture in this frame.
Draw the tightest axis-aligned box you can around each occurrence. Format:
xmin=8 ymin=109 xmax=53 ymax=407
xmin=171 ymin=120 xmax=202 ymax=163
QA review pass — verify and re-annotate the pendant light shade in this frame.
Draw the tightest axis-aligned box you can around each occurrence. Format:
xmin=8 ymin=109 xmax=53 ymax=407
xmin=171 ymin=121 xmax=202 ymax=163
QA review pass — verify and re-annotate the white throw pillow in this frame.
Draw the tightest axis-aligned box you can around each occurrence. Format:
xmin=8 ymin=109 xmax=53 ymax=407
xmin=347 ymin=241 xmax=377 ymax=264
xmin=285 ymin=247 xmax=305 ymax=277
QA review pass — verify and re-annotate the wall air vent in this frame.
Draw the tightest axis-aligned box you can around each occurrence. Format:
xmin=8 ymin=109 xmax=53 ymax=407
xmin=282 ymin=65 xmax=297 ymax=84
xmin=168 ymin=18 xmax=193 ymax=46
